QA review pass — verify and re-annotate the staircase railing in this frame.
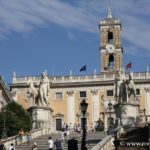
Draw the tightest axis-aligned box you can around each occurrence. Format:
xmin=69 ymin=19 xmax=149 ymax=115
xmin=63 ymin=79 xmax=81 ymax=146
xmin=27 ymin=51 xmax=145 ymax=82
xmin=2 ymin=128 xmax=44 ymax=149
xmin=91 ymin=135 xmax=115 ymax=150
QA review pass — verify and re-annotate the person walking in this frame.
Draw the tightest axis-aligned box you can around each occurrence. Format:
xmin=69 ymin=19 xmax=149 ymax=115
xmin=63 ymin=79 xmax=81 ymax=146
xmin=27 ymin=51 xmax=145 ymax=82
xmin=54 ymin=139 xmax=62 ymax=150
xmin=48 ymin=136 xmax=54 ymax=150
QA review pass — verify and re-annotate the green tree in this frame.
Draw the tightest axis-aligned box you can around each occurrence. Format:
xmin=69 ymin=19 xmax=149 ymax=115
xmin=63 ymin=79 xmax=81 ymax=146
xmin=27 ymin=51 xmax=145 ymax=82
xmin=0 ymin=101 xmax=32 ymax=137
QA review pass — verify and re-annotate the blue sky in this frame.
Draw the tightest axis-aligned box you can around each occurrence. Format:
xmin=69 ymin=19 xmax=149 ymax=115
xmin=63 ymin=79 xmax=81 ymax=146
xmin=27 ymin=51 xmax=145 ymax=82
xmin=0 ymin=0 xmax=150 ymax=83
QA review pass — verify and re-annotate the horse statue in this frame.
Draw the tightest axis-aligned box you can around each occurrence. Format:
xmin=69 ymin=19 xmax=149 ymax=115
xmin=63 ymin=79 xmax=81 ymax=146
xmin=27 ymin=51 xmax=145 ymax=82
xmin=27 ymin=78 xmax=44 ymax=106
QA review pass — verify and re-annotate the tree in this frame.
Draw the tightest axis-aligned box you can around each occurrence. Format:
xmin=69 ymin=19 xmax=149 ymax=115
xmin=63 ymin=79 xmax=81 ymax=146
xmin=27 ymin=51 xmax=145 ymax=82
xmin=0 ymin=101 xmax=32 ymax=138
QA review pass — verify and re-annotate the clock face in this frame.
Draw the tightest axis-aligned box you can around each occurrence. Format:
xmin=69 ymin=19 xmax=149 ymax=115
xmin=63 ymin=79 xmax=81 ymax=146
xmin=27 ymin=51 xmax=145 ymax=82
xmin=105 ymin=43 xmax=115 ymax=53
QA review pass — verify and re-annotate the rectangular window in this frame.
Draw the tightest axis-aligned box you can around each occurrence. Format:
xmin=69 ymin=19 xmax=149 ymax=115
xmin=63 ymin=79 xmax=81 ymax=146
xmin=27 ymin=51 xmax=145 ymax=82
xmin=136 ymin=89 xmax=140 ymax=95
xmin=80 ymin=91 xmax=86 ymax=98
xmin=107 ymin=90 xmax=113 ymax=96
xmin=56 ymin=92 xmax=63 ymax=100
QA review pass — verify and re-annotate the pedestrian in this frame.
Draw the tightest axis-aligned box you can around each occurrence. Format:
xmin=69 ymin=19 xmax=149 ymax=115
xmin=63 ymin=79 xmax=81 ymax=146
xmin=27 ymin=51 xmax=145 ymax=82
xmin=26 ymin=131 xmax=32 ymax=145
xmin=0 ymin=140 xmax=6 ymax=150
xmin=60 ymin=129 xmax=64 ymax=141
xmin=68 ymin=137 xmax=78 ymax=150
xmin=54 ymin=139 xmax=62 ymax=150
xmin=8 ymin=143 xmax=16 ymax=150
xmin=31 ymin=142 xmax=38 ymax=150
xmin=18 ymin=128 xmax=24 ymax=143
xmin=48 ymin=136 xmax=54 ymax=150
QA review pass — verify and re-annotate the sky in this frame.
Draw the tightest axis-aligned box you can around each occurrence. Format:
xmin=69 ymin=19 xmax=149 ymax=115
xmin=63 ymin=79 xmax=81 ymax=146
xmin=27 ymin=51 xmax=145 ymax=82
xmin=0 ymin=0 xmax=150 ymax=83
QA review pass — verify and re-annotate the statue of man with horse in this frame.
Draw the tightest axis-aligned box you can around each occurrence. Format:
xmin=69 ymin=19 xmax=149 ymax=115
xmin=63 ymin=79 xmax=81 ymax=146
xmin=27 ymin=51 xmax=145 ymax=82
xmin=27 ymin=72 xmax=50 ymax=107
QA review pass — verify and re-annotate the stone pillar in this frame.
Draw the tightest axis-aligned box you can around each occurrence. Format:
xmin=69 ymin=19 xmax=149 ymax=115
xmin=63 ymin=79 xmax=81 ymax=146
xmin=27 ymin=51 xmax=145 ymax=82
xmin=67 ymin=91 xmax=75 ymax=126
xmin=91 ymin=89 xmax=99 ymax=125
xmin=145 ymin=88 xmax=150 ymax=116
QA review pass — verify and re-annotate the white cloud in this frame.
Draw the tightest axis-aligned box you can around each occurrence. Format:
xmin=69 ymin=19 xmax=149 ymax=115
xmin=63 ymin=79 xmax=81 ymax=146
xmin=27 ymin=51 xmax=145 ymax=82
xmin=0 ymin=0 xmax=150 ymax=55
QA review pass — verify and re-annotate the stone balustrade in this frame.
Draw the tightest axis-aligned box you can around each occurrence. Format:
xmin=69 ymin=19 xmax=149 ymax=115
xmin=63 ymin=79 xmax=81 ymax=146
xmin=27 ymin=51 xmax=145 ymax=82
xmin=91 ymin=135 xmax=115 ymax=150
xmin=12 ymin=72 xmax=150 ymax=84
xmin=2 ymin=128 xmax=44 ymax=149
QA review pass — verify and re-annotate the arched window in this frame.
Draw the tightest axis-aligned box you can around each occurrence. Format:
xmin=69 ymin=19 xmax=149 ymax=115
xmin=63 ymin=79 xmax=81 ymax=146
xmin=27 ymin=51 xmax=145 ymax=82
xmin=108 ymin=32 xmax=113 ymax=43
xmin=108 ymin=55 xmax=114 ymax=67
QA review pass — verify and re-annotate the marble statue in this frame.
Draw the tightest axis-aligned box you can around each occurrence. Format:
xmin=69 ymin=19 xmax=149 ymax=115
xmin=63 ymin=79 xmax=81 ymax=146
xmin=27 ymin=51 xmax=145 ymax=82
xmin=27 ymin=72 xmax=50 ymax=107
xmin=118 ymin=73 xmax=128 ymax=102
xmin=37 ymin=72 xmax=50 ymax=106
xmin=118 ymin=72 xmax=136 ymax=103
xmin=127 ymin=73 xmax=136 ymax=101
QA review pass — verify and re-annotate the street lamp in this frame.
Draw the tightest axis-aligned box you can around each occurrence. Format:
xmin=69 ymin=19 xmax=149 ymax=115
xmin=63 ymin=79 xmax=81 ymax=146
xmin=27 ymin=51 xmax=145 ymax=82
xmin=108 ymin=101 xmax=113 ymax=135
xmin=2 ymin=107 xmax=7 ymax=139
xmin=34 ymin=110 xmax=38 ymax=129
xmin=80 ymin=99 xmax=88 ymax=150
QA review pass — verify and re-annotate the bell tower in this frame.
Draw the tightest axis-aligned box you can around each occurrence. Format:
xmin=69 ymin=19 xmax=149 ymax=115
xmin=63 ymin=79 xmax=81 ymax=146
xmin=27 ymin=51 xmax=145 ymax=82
xmin=99 ymin=7 xmax=123 ymax=73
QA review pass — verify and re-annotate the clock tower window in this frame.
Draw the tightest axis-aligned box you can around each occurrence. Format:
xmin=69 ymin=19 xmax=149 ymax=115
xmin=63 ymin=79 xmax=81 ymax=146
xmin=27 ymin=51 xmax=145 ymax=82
xmin=108 ymin=31 xmax=113 ymax=44
xmin=108 ymin=55 xmax=114 ymax=68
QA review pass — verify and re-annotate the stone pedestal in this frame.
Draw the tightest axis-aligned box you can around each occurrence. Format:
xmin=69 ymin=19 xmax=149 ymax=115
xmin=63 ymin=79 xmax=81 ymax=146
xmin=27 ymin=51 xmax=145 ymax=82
xmin=28 ymin=106 xmax=53 ymax=134
xmin=114 ymin=102 xmax=140 ymax=127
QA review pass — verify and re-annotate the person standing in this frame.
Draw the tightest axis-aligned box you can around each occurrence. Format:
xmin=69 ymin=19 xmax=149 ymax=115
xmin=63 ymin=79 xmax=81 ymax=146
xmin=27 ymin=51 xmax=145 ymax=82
xmin=48 ymin=136 xmax=54 ymax=150
xmin=26 ymin=131 xmax=32 ymax=145
xmin=18 ymin=128 xmax=24 ymax=143
xmin=61 ymin=129 xmax=65 ymax=141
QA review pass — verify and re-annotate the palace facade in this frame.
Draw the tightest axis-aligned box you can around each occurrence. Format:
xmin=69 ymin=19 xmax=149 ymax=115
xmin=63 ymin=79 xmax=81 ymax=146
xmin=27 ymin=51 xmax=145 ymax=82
xmin=9 ymin=9 xmax=150 ymax=131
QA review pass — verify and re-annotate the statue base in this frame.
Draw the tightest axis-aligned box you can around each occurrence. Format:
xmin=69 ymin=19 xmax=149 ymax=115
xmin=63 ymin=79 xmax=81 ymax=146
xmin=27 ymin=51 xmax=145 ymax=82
xmin=28 ymin=106 xmax=54 ymax=134
xmin=114 ymin=101 xmax=140 ymax=127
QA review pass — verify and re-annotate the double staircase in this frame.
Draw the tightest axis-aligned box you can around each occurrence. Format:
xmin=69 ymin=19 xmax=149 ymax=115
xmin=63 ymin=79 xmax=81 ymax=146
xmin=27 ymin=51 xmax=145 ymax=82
xmin=16 ymin=131 xmax=106 ymax=150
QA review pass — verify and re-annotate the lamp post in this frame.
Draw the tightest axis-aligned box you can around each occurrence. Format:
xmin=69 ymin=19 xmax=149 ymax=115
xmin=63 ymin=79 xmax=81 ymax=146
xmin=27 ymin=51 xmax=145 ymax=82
xmin=80 ymin=99 xmax=88 ymax=150
xmin=34 ymin=110 xmax=38 ymax=129
xmin=108 ymin=101 xmax=114 ymax=135
xmin=2 ymin=107 xmax=7 ymax=139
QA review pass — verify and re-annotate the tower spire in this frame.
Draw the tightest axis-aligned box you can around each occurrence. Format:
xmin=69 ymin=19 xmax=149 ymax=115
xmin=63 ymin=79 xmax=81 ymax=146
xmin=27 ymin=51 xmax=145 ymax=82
xmin=108 ymin=0 xmax=112 ymax=18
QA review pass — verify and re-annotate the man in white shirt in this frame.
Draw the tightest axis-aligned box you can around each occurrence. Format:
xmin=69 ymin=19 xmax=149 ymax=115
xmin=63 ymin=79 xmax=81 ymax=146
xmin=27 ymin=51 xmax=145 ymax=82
xmin=48 ymin=136 xmax=54 ymax=150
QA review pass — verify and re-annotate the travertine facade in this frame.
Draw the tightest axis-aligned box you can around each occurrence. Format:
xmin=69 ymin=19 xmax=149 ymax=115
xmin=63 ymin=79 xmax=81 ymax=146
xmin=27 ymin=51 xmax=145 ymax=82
xmin=9 ymin=10 xmax=150 ymax=131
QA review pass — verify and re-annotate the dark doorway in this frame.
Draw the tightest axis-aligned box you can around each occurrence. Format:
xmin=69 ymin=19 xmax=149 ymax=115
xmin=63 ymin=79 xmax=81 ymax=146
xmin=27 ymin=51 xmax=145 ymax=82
xmin=56 ymin=119 xmax=62 ymax=131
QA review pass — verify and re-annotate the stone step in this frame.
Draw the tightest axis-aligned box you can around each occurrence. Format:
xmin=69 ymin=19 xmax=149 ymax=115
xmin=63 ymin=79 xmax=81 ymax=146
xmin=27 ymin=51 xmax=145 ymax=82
xmin=15 ymin=131 xmax=106 ymax=150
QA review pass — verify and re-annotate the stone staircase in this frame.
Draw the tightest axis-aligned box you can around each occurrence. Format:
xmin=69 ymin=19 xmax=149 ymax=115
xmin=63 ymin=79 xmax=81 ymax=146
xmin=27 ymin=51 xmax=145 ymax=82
xmin=15 ymin=131 xmax=106 ymax=150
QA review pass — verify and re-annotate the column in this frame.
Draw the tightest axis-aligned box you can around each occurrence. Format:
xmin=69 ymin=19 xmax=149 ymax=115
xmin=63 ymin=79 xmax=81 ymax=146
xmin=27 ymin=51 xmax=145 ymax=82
xmin=67 ymin=91 xmax=75 ymax=127
xmin=91 ymin=89 xmax=99 ymax=125
xmin=145 ymin=88 xmax=150 ymax=116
